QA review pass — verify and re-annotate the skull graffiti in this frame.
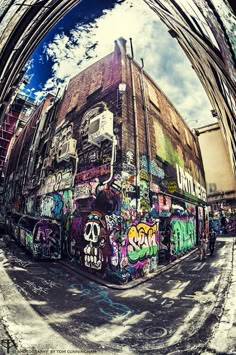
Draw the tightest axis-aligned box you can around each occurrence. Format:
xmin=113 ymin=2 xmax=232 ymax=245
xmin=83 ymin=211 xmax=107 ymax=270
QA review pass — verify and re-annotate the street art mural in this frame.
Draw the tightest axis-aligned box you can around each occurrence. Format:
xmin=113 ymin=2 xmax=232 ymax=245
xmin=141 ymin=155 xmax=165 ymax=179
xmin=209 ymin=216 xmax=236 ymax=235
xmin=170 ymin=217 xmax=196 ymax=255
xmin=39 ymin=168 xmax=74 ymax=195
xmin=33 ymin=219 xmax=61 ymax=259
xmin=154 ymin=120 xmax=184 ymax=167
xmin=127 ymin=222 xmax=158 ymax=268
xmin=226 ymin=217 xmax=236 ymax=234
xmin=75 ymin=164 xmax=111 ymax=184
xmin=16 ymin=218 xmax=61 ymax=260
xmin=83 ymin=210 xmax=108 ymax=270
xmin=40 ymin=193 xmax=63 ymax=219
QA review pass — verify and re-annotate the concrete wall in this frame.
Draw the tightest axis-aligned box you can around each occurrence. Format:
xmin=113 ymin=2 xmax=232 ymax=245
xmin=198 ymin=123 xmax=236 ymax=194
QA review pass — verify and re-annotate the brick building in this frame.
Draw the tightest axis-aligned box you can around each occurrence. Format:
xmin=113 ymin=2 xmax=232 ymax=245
xmin=4 ymin=38 xmax=207 ymax=283
xmin=144 ymin=0 xmax=236 ymax=178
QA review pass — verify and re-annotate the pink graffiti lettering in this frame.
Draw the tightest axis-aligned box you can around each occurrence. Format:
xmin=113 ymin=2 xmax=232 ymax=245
xmin=75 ymin=164 xmax=110 ymax=183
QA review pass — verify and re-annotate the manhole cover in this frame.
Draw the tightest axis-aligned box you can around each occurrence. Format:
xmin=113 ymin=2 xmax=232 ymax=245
xmin=144 ymin=326 xmax=168 ymax=339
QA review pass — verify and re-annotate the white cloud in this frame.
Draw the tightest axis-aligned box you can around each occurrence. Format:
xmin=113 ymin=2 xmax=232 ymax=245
xmin=24 ymin=58 xmax=34 ymax=72
xmin=33 ymin=0 xmax=215 ymax=128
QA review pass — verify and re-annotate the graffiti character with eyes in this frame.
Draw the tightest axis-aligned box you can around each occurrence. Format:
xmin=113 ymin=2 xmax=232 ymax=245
xmin=83 ymin=211 xmax=108 ymax=270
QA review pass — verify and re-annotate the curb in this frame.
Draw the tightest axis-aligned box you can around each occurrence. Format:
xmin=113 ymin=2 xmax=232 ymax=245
xmin=59 ymin=248 xmax=198 ymax=290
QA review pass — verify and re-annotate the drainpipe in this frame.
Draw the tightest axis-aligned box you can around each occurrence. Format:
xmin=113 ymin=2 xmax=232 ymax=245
xmin=129 ymin=38 xmax=140 ymax=211
xmin=139 ymin=58 xmax=152 ymax=184
xmin=102 ymin=136 xmax=118 ymax=186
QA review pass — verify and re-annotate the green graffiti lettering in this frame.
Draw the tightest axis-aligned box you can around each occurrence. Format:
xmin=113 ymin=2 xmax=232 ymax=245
xmin=171 ymin=218 xmax=196 ymax=255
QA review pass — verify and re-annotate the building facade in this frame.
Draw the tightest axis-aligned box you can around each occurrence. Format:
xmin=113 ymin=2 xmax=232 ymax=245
xmin=0 ymin=93 xmax=36 ymax=210
xmin=198 ymin=122 xmax=236 ymax=234
xmin=144 ymin=0 xmax=236 ymax=178
xmin=4 ymin=39 xmax=207 ymax=283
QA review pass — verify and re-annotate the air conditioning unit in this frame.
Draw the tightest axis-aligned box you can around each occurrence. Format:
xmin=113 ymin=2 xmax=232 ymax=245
xmin=57 ymin=138 xmax=77 ymax=162
xmin=88 ymin=110 xmax=113 ymax=146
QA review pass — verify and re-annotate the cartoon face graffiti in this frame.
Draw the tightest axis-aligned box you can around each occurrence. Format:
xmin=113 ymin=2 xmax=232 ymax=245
xmin=84 ymin=212 xmax=102 ymax=243
xmin=83 ymin=211 xmax=107 ymax=270
xmin=140 ymin=179 xmax=150 ymax=210
xmin=126 ymin=151 xmax=134 ymax=165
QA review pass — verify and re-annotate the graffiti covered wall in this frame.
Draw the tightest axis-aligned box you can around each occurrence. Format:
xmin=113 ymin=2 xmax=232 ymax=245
xmin=4 ymin=40 xmax=207 ymax=283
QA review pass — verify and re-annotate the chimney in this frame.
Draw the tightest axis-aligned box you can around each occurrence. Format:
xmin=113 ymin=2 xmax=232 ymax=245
xmin=114 ymin=37 xmax=127 ymax=56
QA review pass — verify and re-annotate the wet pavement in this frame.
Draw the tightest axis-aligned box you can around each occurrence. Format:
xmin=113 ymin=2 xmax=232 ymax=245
xmin=0 ymin=235 xmax=235 ymax=354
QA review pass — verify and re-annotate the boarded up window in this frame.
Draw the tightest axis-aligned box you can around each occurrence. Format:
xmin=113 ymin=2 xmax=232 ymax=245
xmin=170 ymin=110 xmax=180 ymax=133
xmin=184 ymin=128 xmax=191 ymax=148
xmin=147 ymin=81 xmax=160 ymax=110
xmin=194 ymin=141 xmax=200 ymax=158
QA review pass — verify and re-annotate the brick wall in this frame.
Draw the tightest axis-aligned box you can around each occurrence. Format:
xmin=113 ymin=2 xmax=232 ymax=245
xmin=56 ymin=44 xmax=123 ymax=128
xmin=121 ymin=52 xmax=206 ymax=192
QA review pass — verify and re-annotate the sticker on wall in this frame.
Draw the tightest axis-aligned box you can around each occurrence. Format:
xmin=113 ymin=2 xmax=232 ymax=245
xmin=167 ymin=181 xmax=177 ymax=193
xmin=122 ymin=151 xmax=136 ymax=175
xmin=158 ymin=194 xmax=171 ymax=217
xmin=150 ymin=182 xmax=160 ymax=194
xmin=74 ymin=183 xmax=92 ymax=200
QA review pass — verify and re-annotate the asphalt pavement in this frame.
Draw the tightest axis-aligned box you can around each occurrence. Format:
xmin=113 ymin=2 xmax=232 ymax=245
xmin=0 ymin=235 xmax=235 ymax=355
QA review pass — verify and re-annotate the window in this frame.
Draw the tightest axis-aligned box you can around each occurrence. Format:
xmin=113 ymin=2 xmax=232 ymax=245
xmin=147 ymin=81 xmax=160 ymax=111
xmin=193 ymin=141 xmax=199 ymax=158
xmin=184 ymin=128 xmax=191 ymax=148
xmin=170 ymin=110 xmax=180 ymax=133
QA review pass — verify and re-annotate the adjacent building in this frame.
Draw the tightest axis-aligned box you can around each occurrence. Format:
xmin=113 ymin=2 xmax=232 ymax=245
xmin=4 ymin=39 xmax=207 ymax=283
xmin=198 ymin=122 xmax=236 ymax=234
xmin=0 ymin=93 xmax=36 ymax=209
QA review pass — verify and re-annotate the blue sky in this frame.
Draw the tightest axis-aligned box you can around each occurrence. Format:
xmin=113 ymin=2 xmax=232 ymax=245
xmin=23 ymin=0 xmax=216 ymax=129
